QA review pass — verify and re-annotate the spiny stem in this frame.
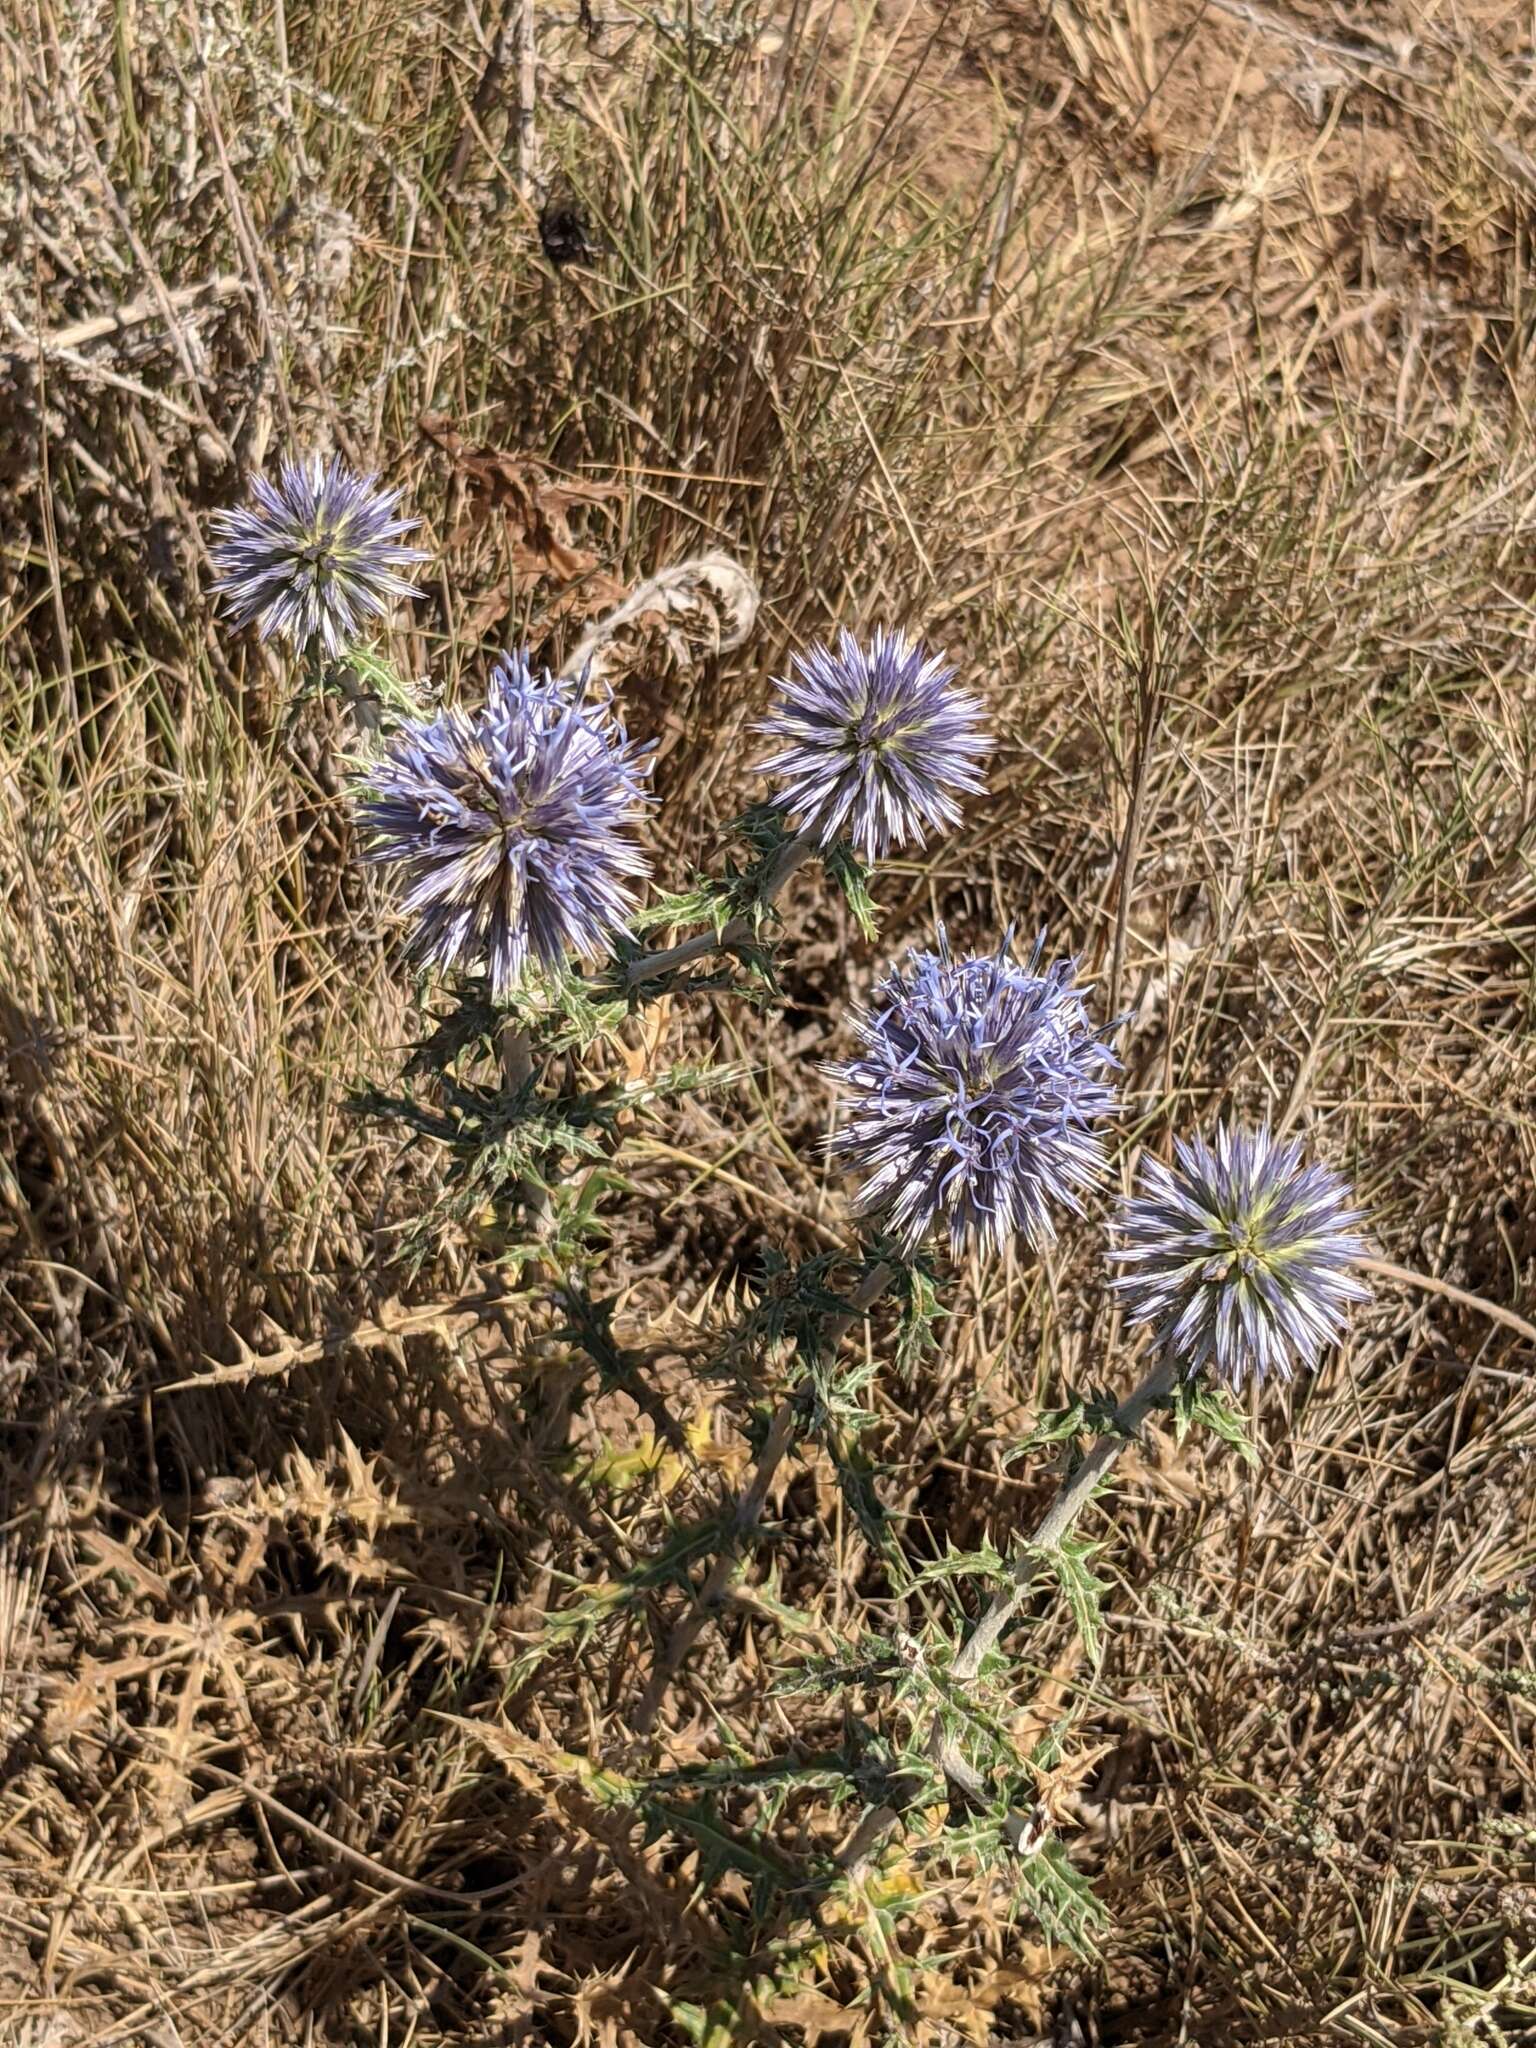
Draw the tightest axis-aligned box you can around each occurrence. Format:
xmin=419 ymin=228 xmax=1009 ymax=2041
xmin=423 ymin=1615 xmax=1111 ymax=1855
xmin=632 ymin=1258 xmax=895 ymax=1736
xmin=499 ymin=1020 xmax=553 ymax=1242
xmin=623 ymin=829 xmax=816 ymax=990
xmin=949 ymin=1352 xmax=1178 ymax=1684
xmin=840 ymin=1350 xmax=1178 ymax=1875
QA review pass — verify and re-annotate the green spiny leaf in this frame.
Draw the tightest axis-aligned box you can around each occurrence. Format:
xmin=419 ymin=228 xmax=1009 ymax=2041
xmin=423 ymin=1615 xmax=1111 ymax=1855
xmin=1170 ymin=1378 xmax=1261 ymax=1466
xmin=1003 ymin=1391 xmax=1124 ymax=1465
xmin=1024 ymin=1533 xmax=1109 ymax=1661
xmin=823 ymin=840 xmax=879 ymax=940
xmin=908 ymin=1542 xmax=1013 ymax=1589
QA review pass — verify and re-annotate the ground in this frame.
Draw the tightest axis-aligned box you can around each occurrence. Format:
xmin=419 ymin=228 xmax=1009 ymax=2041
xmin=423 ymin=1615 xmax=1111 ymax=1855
xmin=2 ymin=1 xmax=1535 ymax=2043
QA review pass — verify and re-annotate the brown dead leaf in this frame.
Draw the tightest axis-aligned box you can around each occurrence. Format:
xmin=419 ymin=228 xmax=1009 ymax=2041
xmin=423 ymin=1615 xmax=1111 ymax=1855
xmin=917 ymin=1946 xmax=1062 ymax=2036
xmin=1027 ymin=1736 xmax=1117 ymax=1828
xmin=419 ymin=412 xmax=626 ymax=634
xmin=757 ymin=1984 xmax=869 ymax=2043
xmin=67 ymin=1528 xmax=173 ymax=1605
xmin=42 ymin=1660 xmax=111 ymax=1747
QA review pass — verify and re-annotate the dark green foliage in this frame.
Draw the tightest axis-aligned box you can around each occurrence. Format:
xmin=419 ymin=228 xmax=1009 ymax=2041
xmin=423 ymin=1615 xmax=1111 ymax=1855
xmin=356 ymin=975 xmax=738 ymax=1273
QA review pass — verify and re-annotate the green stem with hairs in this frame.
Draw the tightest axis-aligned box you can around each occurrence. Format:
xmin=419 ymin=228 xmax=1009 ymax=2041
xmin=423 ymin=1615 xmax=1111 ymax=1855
xmin=840 ymin=1350 xmax=1178 ymax=1873
xmin=623 ymin=828 xmax=817 ymax=991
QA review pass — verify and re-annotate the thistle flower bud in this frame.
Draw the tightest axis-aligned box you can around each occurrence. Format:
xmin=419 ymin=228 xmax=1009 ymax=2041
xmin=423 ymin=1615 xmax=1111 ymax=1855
xmin=828 ymin=934 xmax=1118 ymax=1255
xmin=1110 ymin=1123 xmax=1369 ymax=1388
xmin=755 ymin=628 xmax=989 ymax=860
xmin=210 ymin=454 xmax=426 ymax=657
xmin=356 ymin=652 xmax=651 ymax=997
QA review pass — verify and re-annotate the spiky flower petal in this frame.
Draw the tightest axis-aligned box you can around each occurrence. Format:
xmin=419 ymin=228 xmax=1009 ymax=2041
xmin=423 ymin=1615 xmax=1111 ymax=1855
xmin=828 ymin=934 xmax=1118 ymax=1255
xmin=210 ymin=455 xmax=426 ymax=656
xmin=755 ymin=628 xmax=989 ymax=860
xmin=1110 ymin=1124 xmax=1369 ymax=1388
xmin=355 ymin=651 xmax=651 ymax=997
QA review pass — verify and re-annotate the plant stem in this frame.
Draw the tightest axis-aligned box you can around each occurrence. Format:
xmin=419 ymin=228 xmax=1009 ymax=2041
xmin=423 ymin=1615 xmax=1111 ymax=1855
xmin=513 ymin=0 xmax=540 ymax=206
xmin=1105 ymin=610 xmax=1167 ymax=1023
xmin=631 ymin=1258 xmax=895 ymax=1736
xmin=949 ymin=1352 xmax=1178 ymax=1684
xmin=623 ymin=829 xmax=816 ymax=991
xmin=839 ymin=1349 xmax=1178 ymax=1874
xmin=499 ymin=1020 xmax=553 ymax=1242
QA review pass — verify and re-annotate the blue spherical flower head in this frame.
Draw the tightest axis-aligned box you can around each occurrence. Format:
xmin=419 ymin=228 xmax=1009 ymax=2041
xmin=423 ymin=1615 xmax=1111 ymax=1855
xmin=210 ymin=454 xmax=427 ymax=657
xmin=755 ymin=627 xmax=989 ymax=860
xmin=355 ymin=652 xmax=652 ymax=998
xmin=828 ymin=934 xmax=1118 ymax=1256
xmin=1110 ymin=1123 xmax=1369 ymax=1389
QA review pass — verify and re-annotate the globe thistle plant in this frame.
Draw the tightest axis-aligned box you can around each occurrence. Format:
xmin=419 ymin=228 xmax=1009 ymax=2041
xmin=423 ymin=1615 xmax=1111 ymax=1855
xmin=828 ymin=934 xmax=1118 ymax=1256
xmin=1110 ymin=1124 xmax=1370 ymax=1389
xmin=755 ymin=628 xmax=989 ymax=861
xmin=210 ymin=455 xmax=427 ymax=657
xmin=355 ymin=652 xmax=652 ymax=998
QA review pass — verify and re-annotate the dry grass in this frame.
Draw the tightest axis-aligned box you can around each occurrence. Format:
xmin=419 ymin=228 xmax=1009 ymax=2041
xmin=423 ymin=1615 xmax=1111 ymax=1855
xmin=2 ymin=0 xmax=1535 ymax=2041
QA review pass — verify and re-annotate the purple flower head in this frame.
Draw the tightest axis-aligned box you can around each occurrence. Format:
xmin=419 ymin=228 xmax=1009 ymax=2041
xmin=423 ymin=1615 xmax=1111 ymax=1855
xmin=828 ymin=933 xmax=1118 ymax=1256
xmin=755 ymin=628 xmax=989 ymax=860
xmin=210 ymin=454 xmax=426 ymax=657
xmin=355 ymin=651 xmax=652 ymax=998
xmin=1110 ymin=1123 xmax=1370 ymax=1389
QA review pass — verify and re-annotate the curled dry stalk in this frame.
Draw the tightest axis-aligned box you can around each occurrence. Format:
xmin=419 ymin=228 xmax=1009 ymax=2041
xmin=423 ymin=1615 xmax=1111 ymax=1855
xmin=558 ymin=549 xmax=780 ymax=992
xmin=632 ymin=1259 xmax=896 ymax=1736
xmin=559 ymin=552 xmax=760 ymax=688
